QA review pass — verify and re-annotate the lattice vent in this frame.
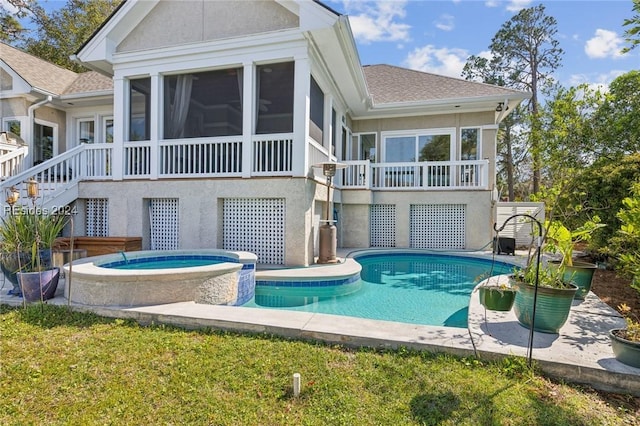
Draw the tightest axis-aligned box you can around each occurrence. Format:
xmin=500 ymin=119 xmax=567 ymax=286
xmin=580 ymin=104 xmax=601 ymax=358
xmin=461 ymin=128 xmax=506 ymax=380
xmin=370 ymin=204 xmax=396 ymax=247
xmin=85 ymin=199 xmax=108 ymax=237
xmin=410 ymin=204 xmax=466 ymax=249
xmin=223 ymin=198 xmax=285 ymax=265
xmin=149 ymin=199 xmax=179 ymax=250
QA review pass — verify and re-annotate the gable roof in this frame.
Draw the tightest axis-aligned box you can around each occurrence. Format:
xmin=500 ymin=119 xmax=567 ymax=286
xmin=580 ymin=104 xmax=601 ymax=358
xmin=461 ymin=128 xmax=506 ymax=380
xmin=0 ymin=42 xmax=113 ymax=98
xmin=1 ymin=42 xmax=78 ymax=95
xmin=363 ymin=64 xmax=526 ymax=106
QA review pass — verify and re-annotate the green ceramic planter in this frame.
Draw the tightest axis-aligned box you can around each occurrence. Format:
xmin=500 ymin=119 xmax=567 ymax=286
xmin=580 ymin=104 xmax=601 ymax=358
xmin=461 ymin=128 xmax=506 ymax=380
xmin=512 ymin=279 xmax=578 ymax=334
xmin=549 ymin=260 xmax=597 ymax=300
xmin=609 ymin=329 xmax=640 ymax=368
xmin=479 ymin=286 xmax=516 ymax=311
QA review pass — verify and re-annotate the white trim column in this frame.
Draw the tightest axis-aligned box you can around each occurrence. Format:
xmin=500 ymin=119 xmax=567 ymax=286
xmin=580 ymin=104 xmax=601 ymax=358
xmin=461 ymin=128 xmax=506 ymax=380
xmin=241 ymin=62 xmax=254 ymax=178
xmin=112 ymin=76 xmax=125 ymax=180
xmin=292 ymin=55 xmax=310 ymax=177
xmin=149 ymin=73 xmax=160 ymax=180
xmin=324 ymin=96 xmax=333 ymax=158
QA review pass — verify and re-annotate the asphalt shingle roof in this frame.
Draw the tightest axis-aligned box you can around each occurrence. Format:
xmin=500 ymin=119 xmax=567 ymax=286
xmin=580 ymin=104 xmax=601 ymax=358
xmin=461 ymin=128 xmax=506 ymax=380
xmin=0 ymin=42 xmax=112 ymax=95
xmin=363 ymin=64 xmax=524 ymax=105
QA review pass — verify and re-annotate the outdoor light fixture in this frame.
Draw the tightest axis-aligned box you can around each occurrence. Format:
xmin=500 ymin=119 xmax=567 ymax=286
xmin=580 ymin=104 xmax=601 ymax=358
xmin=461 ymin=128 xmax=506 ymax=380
xmin=312 ymin=162 xmax=347 ymax=264
xmin=495 ymin=102 xmax=504 ymax=112
xmin=26 ymin=178 xmax=39 ymax=201
xmin=5 ymin=186 xmax=20 ymax=206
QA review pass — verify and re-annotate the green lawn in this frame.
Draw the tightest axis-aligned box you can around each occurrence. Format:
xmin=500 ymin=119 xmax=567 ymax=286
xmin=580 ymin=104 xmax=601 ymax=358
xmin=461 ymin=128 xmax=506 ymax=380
xmin=1 ymin=304 xmax=637 ymax=425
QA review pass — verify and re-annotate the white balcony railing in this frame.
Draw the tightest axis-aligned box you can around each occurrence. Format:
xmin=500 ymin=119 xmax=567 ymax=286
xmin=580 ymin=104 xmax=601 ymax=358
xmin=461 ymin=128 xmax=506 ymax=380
xmin=339 ymin=159 xmax=489 ymax=190
xmin=0 ymin=145 xmax=28 ymax=179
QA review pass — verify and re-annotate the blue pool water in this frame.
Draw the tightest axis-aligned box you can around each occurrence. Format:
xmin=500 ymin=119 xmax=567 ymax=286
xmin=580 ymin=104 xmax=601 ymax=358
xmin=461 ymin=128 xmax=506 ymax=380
xmin=245 ymin=253 xmax=514 ymax=328
xmin=101 ymin=255 xmax=231 ymax=270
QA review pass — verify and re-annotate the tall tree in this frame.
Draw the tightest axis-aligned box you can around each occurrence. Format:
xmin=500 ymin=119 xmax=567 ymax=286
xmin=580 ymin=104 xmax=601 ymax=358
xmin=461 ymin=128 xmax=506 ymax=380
xmin=463 ymin=55 xmax=526 ymax=201
xmin=1 ymin=0 xmax=120 ymax=72
xmin=484 ymin=4 xmax=564 ymax=195
xmin=622 ymin=0 xmax=640 ymax=53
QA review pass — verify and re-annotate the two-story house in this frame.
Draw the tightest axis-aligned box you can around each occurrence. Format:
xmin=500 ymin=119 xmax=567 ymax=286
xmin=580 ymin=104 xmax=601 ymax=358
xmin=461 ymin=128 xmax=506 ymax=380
xmin=0 ymin=0 xmax=529 ymax=266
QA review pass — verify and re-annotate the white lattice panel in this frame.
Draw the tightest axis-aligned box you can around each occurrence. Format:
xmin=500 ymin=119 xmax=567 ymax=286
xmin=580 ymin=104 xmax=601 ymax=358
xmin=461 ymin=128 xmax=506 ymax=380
xmin=223 ymin=198 xmax=285 ymax=265
xmin=410 ymin=204 xmax=466 ymax=249
xmin=370 ymin=204 xmax=396 ymax=247
xmin=149 ymin=199 xmax=179 ymax=250
xmin=85 ymin=199 xmax=108 ymax=237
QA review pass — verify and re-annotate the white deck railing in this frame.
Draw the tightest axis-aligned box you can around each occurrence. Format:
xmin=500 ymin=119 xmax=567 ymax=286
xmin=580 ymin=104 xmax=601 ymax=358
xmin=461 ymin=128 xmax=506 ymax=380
xmin=339 ymin=159 xmax=489 ymax=190
xmin=0 ymin=145 xmax=28 ymax=179
xmin=159 ymin=137 xmax=243 ymax=178
xmin=252 ymin=134 xmax=294 ymax=175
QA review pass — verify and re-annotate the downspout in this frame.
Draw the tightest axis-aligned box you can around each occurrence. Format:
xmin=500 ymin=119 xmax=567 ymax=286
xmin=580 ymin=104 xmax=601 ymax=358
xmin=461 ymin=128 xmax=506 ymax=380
xmin=26 ymin=95 xmax=53 ymax=167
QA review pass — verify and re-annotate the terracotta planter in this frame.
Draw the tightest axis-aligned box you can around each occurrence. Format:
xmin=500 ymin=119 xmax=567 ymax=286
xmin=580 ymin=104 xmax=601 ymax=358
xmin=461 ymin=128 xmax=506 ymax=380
xmin=609 ymin=329 xmax=640 ymax=368
xmin=549 ymin=260 xmax=597 ymax=300
xmin=17 ymin=268 xmax=60 ymax=303
xmin=479 ymin=286 xmax=516 ymax=311
xmin=512 ymin=278 xmax=578 ymax=333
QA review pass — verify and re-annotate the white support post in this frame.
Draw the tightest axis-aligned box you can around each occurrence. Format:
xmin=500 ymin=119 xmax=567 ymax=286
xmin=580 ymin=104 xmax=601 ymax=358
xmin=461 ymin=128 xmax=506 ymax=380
xmin=242 ymin=62 xmax=254 ymax=178
xmin=149 ymin=73 xmax=160 ymax=180
xmin=112 ymin=77 xmax=125 ymax=180
xmin=292 ymin=55 xmax=310 ymax=177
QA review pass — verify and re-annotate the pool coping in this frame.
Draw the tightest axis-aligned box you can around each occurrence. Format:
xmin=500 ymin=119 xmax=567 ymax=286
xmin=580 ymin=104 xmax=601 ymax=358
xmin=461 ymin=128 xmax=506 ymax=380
xmin=2 ymin=250 xmax=639 ymax=396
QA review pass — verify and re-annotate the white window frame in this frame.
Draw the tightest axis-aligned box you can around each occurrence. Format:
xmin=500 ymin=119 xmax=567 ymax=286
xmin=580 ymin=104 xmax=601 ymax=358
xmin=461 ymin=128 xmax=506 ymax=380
xmin=460 ymin=127 xmax=482 ymax=161
xmin=353 ymin=132 xmax=377 ymax=162
xmin=381 ymin=128 xmax=456 ymax=163
xmin=2 ymin=116 xmax=26 ymax=136
xmin=33 ymin=118 xmax=59 ymax=159
xmin=77 ymin=118 xmax=95 ymax=144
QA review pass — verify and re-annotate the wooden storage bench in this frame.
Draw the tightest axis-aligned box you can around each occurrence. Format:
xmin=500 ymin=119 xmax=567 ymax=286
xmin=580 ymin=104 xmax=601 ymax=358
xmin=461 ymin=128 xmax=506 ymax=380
xmin=54 ymin=237 xmax=142 ymax=257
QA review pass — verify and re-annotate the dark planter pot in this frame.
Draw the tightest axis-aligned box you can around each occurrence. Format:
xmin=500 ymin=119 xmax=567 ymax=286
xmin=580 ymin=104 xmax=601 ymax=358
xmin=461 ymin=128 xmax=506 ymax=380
xmin=0 ymin=252 xmax=30 ymax=296
xmin=479 ymin=286 xmax=516 ymax=311
xmin=549 ymin=260 xmax=597 ymax=300
xmin=17 ymin=268 xmax=60 ymax=303
xmin=609 ymin=329 xmax=640 ymax=368
xmin=512 ymin=278 xmax=578 ymax=334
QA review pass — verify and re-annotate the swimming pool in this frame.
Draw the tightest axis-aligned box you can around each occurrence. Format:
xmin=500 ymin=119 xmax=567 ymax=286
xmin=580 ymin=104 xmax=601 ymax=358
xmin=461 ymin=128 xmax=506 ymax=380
xmin=246 ymin=251 xmax=515 ymax=328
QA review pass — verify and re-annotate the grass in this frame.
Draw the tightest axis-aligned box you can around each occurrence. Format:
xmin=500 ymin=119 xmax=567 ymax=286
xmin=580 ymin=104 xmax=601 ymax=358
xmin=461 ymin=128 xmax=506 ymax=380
xmin=1 ymin=304 xmax=638 ymax=425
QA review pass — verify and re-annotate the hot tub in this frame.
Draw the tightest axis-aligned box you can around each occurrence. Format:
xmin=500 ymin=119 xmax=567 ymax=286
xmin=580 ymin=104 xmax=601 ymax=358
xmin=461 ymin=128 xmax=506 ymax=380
xmin=64 ymin=249 xmax=257 ymax=307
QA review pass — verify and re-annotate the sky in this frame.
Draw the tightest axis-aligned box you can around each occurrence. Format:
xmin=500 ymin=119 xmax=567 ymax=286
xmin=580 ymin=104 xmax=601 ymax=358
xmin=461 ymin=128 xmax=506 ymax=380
xmin=3 ymin=0 xmax=637 ymax=90
xmin=324 ymin=0 xmax=638 ymax=90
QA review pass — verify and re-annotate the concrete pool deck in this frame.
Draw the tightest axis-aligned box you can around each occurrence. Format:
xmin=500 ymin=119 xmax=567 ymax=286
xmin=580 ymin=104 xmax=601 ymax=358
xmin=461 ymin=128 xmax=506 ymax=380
xmin=1 ymin=252 xmax=638 ymax=397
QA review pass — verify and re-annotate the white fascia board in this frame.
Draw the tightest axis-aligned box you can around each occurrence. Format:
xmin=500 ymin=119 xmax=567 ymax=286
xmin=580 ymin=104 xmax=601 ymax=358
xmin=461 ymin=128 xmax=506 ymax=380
xmin=59 ymin=91 xmax=114 ymax=101
xmin=297 ymin=0 xmax=339 ymax=31
xmin=112 ymin=31 xmax=307 ymax=76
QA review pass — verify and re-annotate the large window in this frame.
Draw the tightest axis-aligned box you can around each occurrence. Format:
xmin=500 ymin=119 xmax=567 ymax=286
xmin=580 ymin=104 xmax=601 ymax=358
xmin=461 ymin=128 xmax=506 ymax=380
xmin=129 ymin=77 xmax=151 ymax=141
xmin=164 ymin=68 xmax=243 ymax=139
xmin=256 ymin=62 xmax=294 ymax=134
xmin=2 ymin=118 xmax=21 ymax=136
xmin=309 ymin=76 xmax=324 ymax=143
xmin=383 ymin=130 xmax=453 ymax=162
xmin=460 ymin=128 xmax=480 ymax=160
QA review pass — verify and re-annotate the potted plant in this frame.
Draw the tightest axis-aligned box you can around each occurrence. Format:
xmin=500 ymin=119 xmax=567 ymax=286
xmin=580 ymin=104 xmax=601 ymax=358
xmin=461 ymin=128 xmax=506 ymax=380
xmin=511 ymin=262 xmax=578 ymax=334
xmin=545 ymin=217 xmax=605 ymax=299
xmin=609 ymin=303 xmax=640 ymax=368
xmin=1 ymin=205 xmax=68 ymax=302
xmin=476 ymin=274 xmax=516 ymax=311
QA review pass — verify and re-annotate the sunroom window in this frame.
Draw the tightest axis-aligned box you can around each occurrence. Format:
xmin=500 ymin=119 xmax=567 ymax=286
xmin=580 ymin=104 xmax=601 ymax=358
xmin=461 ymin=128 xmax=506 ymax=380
xmin=255 ymin=62 xmax=294 ymax=134
xmin=309 ymin=76 xmax=324 ymax=144
xmin=129 ymin=77 xmax=150 ymax=141
xmin=383 ymin=130 xmax=453 ymax=162
xmin=164 ymin=68 xmax=243 ymax=139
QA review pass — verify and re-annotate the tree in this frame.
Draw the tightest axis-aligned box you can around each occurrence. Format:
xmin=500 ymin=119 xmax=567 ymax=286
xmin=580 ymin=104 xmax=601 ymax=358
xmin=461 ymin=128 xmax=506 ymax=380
xmin=622 ymin=0 xmax=640 ymax=53
xmin=484 ymin=4 xmax=564 ymax=195
xmin=592 ymin=71 xmax=640 ymax=159
xmin=1 ymin=0 xmax=121 ymax=72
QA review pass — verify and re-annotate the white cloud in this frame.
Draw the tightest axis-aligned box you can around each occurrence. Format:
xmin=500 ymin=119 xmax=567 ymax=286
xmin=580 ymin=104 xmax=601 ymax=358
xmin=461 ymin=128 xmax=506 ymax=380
xmin=569 ymin=69 xmax=628 ymax=92
xmin=343 ymin=0 xmax=411 ymax=44
xmin=504 ymin=0 xmax=532 ymax=12
xmin=403 ymin=45 xmax=469 ymax=78
xmin=585 ymin=29 xmax=625 ymax=59
xmin=435 ymin=14 xmax=454 ymax=32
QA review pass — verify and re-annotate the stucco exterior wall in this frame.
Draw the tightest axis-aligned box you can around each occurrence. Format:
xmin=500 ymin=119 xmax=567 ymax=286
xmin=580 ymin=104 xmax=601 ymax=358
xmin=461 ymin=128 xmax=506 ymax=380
xmin=77 ymin=177 xmax=322 ymax=266
xmin=339 ymin=189 xmax=495 ymax=251
xmin=0 ymin=98 xmax=28 ymax=118
xmin=118 ymin=0 xmax=299 ymax=52
xmin=351 ymin=111 xmax=494 ymax=133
